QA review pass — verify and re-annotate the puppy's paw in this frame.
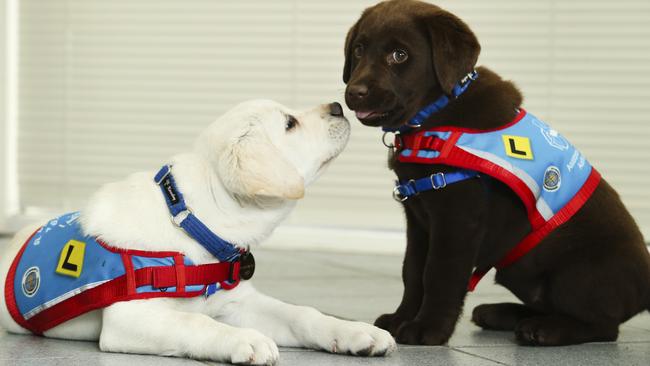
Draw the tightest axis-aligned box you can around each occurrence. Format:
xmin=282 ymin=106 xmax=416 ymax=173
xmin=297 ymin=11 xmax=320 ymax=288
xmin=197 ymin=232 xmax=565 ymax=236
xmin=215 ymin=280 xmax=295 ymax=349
xmin=228 ymin=328 xmax=279 ymax=365
xmin=324 ymin=321 xmax=396 ymax=357
xmin=395 ymin=320 xmax=450 ymax=345
xmin=374 ymin=312 xmax=409 ymax=336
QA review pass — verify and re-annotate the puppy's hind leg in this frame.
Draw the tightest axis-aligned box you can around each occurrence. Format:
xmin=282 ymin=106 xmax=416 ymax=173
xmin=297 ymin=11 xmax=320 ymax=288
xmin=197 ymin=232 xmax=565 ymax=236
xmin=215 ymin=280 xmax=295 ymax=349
xmin=100 ymin=299 xmax=279 ymax=365
xmin=472 ymin=302 xmax=541 ymax=331
xmin=515 ymin=314 xmax=618 ymax=346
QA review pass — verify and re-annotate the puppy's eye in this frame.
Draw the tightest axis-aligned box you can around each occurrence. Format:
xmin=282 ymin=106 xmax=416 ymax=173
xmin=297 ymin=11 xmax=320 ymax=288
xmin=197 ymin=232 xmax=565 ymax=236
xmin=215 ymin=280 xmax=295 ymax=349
xmin=353 ymin=44 xmax=364 ymax=59
xmin=285 ymin=115 xmax=299 ymax=131
xmin=388 ymin=49 xmax=408 ymax=64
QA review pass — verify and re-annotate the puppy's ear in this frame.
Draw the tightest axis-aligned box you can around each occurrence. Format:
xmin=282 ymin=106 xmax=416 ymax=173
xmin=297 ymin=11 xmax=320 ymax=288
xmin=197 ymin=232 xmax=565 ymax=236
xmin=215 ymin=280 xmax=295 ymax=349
xmin=424 ymin=10 xmax=481 ymax=94
xmin=342 ymin=20 xmax=360 ymax=84
xmin=219 ymin=127 xmax=305 ymax=200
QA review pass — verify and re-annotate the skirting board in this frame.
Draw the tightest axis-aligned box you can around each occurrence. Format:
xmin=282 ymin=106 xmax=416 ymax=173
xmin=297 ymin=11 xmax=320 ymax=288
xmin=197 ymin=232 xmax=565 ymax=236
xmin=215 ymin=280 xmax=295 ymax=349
xmin=261 ymin=225 xmax=406 ymax=255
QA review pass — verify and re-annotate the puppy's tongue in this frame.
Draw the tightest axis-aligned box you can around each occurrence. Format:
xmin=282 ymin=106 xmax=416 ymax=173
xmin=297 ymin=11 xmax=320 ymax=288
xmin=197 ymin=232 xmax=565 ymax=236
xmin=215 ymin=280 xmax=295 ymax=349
xmin=355 ymin=111 xmax=375 ymax=119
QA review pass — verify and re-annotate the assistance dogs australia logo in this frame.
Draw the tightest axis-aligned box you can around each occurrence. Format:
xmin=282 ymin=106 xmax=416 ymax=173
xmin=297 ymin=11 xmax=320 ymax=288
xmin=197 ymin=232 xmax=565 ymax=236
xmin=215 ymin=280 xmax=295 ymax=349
xmin=21 ymin=266 xmax=41 ymax=297
xmin=543 ymin=166 xmax=561 ymax=192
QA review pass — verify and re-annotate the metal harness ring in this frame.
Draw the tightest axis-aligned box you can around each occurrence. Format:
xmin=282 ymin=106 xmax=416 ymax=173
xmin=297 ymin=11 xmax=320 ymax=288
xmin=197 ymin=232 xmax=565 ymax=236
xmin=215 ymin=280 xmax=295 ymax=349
xmin=382 ymin=132 xmax=404 ymax=149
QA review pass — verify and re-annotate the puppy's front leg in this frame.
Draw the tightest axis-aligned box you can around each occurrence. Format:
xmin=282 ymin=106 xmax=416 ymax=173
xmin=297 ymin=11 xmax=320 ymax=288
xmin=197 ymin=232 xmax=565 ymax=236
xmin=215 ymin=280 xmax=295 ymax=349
xmin=220 ymin=287 xmax=396 ymax=356
xmin=375 ymin=205 xmax=429 ymax=334
xmin=100 ymin=299 xmax=279 ymax=365
xmin=395 ymin=185 xmax=486 ymax=345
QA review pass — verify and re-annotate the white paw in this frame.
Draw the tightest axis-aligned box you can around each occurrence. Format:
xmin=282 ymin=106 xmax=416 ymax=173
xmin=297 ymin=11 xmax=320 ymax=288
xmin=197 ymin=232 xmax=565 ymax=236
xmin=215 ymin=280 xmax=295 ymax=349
xmin=228 ymin=328 xmax=279 ymax=365
xmin=325 ymin=321 xmax=396 ymax=357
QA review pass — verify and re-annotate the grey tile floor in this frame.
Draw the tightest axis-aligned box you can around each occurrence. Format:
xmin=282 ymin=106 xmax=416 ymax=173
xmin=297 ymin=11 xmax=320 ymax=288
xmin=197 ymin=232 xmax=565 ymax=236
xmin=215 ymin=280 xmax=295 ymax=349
xmin=1 ymin=240 xmax=649 ymax=366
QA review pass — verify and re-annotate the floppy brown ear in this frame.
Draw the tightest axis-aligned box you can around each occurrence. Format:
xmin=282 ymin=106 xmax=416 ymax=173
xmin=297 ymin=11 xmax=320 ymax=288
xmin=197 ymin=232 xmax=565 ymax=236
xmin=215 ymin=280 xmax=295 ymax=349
xmin=424 ymin=10 xmax=481 ymax=94
xmin=219 ymin=128 xmax=305 ymax=200
xmin=342 ymin=20 xmax=360 ymax=84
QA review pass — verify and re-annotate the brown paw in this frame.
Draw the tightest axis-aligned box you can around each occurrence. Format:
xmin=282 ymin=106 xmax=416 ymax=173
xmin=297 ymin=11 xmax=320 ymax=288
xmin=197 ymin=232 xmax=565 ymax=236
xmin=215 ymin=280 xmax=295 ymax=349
xmin=515 ymin=315 xmax=619 ymax=346
xmin=395 ymin=320 xmax=451 ymax=345
xmin=472 ymin=304 xmax=517 ymax=331
xmin=374 ymin=313 xmax=408 ymax=336
xmin=516 ymin=317 xmax=557 ymax=346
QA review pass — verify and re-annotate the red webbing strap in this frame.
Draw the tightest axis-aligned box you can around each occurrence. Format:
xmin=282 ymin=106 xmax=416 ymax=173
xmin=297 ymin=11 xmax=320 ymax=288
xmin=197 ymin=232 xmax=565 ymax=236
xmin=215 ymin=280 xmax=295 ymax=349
xmin=135 ymin=261 xmax=238 ymax=289
xmin=121 ymin=254 xmax=136 ymax=295
xmin=397 ymin=134 xmax=445 ymax=151
xmin=439 ymin=132 xmax=462 ymax=158
xmin=174 ymin=254 xmax=186 ymax=292
xmin=468 ymin=270 xmax=487 ymax=292
xmin=467 ymin=169 xmax=601 ymax=291
xmin=21 ymin=260 xmax=239 ymax=334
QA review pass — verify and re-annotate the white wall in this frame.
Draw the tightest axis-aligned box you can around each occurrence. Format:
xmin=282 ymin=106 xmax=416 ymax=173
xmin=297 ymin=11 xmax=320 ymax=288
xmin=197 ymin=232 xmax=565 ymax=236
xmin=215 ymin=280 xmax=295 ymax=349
xmin=6 ymin=0 xmax=650 ymax=248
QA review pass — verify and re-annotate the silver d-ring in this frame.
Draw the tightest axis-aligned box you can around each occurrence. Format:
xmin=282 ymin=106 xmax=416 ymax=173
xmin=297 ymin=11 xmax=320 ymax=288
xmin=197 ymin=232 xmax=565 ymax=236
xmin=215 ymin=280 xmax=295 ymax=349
xmin=382 ymin=132 xmax=395 ymax=148
xmin=392 ymin=186 xmax=408 ymax=202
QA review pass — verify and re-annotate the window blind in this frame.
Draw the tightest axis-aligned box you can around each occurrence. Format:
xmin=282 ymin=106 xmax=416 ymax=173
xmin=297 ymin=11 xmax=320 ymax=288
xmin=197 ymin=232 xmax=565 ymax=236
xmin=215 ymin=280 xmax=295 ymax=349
xmin=16 ymin=0 xmax=650 ymax=241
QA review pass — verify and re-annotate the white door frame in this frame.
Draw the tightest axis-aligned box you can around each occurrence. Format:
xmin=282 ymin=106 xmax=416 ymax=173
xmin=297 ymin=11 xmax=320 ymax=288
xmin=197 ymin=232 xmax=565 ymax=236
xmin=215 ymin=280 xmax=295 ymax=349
xmin=0 ymin=0 xmax=20 ymax=233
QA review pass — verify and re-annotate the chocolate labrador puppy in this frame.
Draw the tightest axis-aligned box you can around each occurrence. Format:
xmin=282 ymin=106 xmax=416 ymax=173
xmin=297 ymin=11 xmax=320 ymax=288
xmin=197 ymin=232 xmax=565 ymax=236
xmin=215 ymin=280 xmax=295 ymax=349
xmin=343 ymin=0 xmax=650 ymax=346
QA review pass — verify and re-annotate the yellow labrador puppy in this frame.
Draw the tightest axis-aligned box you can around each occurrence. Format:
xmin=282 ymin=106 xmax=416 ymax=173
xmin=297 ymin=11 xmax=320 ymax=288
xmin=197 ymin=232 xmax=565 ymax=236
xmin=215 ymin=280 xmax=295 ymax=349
xmin=0 ymin=100 xmax=395 ymax=365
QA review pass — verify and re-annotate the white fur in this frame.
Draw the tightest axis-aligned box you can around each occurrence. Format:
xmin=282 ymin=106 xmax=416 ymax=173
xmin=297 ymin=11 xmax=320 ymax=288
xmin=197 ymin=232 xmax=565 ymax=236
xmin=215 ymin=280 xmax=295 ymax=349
xmin=0 ymin=100 xmax=395 ymax=364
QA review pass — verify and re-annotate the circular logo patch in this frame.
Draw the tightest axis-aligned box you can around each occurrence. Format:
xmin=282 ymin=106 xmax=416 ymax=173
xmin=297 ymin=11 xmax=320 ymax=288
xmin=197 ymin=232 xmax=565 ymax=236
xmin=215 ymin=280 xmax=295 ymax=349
xmin=22 ymin=266 xmax=40 ymax=297
xmin=543 ymin=166 xmax=561 ymax=192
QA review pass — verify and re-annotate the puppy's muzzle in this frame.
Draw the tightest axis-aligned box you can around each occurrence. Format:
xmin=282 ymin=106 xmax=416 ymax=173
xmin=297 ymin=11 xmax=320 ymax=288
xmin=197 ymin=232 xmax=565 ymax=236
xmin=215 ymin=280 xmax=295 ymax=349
xmin=329 ymin=102 xmax=344 ymax=117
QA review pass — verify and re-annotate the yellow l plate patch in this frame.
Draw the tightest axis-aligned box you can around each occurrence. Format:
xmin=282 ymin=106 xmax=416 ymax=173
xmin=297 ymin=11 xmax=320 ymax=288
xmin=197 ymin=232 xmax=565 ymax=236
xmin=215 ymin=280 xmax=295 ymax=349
xmin=56 ymin=240 xmax=86 ymax=278
xmin=502 ymin=135 xmax=534 ymax=160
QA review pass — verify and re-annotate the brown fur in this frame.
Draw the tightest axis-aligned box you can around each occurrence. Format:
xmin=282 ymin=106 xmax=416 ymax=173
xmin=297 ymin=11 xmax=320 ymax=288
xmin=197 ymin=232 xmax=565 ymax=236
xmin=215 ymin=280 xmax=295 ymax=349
xmin=343 ymin=0 xmax=650 ymax=346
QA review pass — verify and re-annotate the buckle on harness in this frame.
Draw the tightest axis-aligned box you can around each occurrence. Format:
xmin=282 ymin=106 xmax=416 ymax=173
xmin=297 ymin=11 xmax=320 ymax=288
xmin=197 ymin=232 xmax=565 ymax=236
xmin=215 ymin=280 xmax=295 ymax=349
xmin=155 ymin=164 xmax=173 ymax=185
xmin=430 ymin=172 xmax=447 ymax=189
xmin=171 ymin=208 xmax=193 ymax=227
xmin=460 ymin=70 xmax=478 ymax=86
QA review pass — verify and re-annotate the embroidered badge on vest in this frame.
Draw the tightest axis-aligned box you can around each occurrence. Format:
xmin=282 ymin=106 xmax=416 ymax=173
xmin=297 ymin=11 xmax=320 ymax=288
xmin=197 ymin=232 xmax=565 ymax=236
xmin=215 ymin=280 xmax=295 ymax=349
xmin=21 ymin=267 xmax=40 ymax=297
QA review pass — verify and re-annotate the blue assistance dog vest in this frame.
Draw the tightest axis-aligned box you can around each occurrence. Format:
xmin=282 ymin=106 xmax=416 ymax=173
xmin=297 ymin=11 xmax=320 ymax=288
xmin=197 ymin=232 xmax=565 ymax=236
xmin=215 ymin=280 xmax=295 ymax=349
xmin=5 ymin=212 xmax=243 ymax=334
xmin=394 ymin=109 xmax=601 ymax=289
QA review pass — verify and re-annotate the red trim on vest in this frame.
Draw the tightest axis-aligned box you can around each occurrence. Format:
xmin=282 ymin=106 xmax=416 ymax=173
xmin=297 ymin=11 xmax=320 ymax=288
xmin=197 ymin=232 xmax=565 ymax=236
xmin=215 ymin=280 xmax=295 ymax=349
xmin=468 ymin=169 xmax=601 ymax=291
xmin=5 ymin=233 xmax=242 ymax=335
xmin=4 ymin=230 xmax=42 ymax=334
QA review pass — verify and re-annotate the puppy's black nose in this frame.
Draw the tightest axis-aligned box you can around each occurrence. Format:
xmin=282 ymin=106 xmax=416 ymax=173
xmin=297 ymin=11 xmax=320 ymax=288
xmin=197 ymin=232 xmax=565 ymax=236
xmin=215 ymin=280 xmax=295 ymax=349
xmin=329 ymin=102 xmax=344 ymax=117
xmin=346 ymin=84 xmax=369 ymax=100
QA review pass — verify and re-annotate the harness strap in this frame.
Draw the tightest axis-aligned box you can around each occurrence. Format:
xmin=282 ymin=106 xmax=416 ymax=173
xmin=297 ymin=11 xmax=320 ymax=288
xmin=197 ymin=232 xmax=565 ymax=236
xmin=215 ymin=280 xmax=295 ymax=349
xmin=383 ymin=70 xmax=478 ymax=133
xmin=393 ymin=170 xmax=480 ymax=202
xmin=134 ymin=260 xmax=241 ymax=290
xmin=154 ymin=165 xmax=241 ymax=262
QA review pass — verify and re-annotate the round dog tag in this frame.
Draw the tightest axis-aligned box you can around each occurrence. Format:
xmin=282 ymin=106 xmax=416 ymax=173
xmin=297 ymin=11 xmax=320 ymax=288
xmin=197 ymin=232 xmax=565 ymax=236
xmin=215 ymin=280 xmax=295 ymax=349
xmin=239 ymin=252 xmax=255 ymax=280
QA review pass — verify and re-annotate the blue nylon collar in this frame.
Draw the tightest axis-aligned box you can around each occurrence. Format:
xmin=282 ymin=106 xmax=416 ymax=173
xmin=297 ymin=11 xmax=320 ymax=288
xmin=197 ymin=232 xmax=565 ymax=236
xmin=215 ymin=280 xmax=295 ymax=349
xmin=392 ymin=170 xmax=480 ymax=202
xmin=154 ymin=165 xmax=241 ymax=262
xmin=383 ymin=70 xmax=478 ymax=133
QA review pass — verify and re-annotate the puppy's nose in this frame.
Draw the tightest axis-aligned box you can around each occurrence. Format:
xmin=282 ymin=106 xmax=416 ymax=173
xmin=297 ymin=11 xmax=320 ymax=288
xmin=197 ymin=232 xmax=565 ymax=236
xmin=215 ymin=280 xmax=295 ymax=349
xmin=329 ymin=102 xmax=344 ymax=117
xmin=346 ymin=84 xmax=369 ymax=100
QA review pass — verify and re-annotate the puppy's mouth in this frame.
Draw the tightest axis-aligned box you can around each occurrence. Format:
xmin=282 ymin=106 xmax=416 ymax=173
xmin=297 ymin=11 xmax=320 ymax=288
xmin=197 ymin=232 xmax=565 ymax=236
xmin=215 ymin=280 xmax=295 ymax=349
xmin=354 ymin=109 xmax=395 ymax=126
